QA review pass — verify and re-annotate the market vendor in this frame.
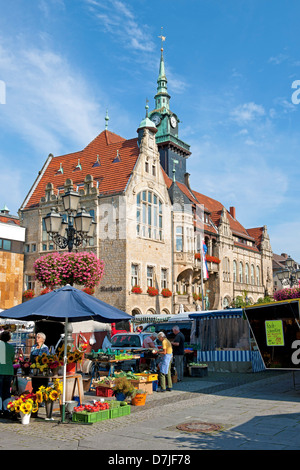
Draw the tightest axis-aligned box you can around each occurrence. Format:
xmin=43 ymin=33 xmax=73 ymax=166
xmin=29 ymin=332 xmax=49 ymax=362
xmin=142 ymin=333 xmax=158 ymax=371
xmin=30 ymin=332 xmax=50 ymax=394
xmin=157 ymin=332 xmax=173 ymax=392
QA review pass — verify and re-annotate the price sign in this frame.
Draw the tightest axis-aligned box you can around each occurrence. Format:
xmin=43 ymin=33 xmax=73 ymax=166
xmin=265 ymin=320 xmax=285 ymax=346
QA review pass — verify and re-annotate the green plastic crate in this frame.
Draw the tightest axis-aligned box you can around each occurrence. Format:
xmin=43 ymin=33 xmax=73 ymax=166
xmin=72 ymin=409 xmax=110 ymax=423
xmin=109 ymin=404 xmax=130 ymax=419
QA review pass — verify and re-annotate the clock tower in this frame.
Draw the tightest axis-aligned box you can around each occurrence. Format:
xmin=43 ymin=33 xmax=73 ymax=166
xmin=149 ymin=39 xmax=191 ymax=184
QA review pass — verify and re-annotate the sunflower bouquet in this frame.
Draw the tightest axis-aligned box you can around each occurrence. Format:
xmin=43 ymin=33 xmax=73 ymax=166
xmin=57 ymin=345 xmax=84 ymax=364
xmin=7 ymin=392 xmax=39 ymax=415
xmin=36 ymin=379 xmax=63 ymax=403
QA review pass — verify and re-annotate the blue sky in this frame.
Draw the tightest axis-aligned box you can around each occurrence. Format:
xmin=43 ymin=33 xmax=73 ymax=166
xmin=1 ymin=0 xmax=300 ymax=260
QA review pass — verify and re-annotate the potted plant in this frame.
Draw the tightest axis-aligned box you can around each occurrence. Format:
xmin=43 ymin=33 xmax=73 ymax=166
xmin=131 ymin=285 xmax=142 ymax=294
xmin=147 ymin=286 xmax=158 ymax=297
xmin=161 ymin=288 xmax=172 ymax=298
xmin=113 ymin=377 xmax=137 ymax=401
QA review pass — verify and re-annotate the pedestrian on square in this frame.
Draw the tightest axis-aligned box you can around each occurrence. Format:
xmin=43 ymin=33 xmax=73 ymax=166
xmin=171 ymin=325 xmax=185 ymax=382
xmin=157 ymin=332 xmax=173 ymax=392
xmin=0 ymin=330 xmax=15 ymax=418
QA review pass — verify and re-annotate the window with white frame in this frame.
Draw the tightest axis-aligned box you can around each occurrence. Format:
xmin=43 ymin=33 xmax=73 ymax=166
xmin=256 ymin=265 xmax=260 ymax=285
xmin=161 ymin=268 xmax=168 ymax=289
xmin=245 ymin=263 xmax=249 ymax=284
xmin=147 ymin=266 xmax=154 ymax=287
xmin=25 ymin=274 xmax=35 ymax=291
xmin=131 ymin=264 xmax=139 ymax=287
xmin=176 ymin=226 xmax=183 ymax=252
xmin=251 ymin=264 xmax=255 ymax=285
xmin=136 ymin=190 xmax=163 ymax=241
xmin=223 ymin=257 xmax=230 ymax=282
xmin=233 ymin=260 xmax=237 ymax=282
xmin=239 ymin=262 xmax=243 ymax=283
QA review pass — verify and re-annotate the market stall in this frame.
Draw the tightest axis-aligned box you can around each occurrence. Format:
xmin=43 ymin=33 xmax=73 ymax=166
xmin=189 ymin=309 xmax=265 ymax=373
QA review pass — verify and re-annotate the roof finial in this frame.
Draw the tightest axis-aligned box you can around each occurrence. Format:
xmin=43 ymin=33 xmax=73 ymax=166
xmin=105 ymin=109 xmax=109 ymax=130
xmin=145 ymin=98 xmax=149 ymax=117
xmin=158 ymin=26 xmax=166 ymax=51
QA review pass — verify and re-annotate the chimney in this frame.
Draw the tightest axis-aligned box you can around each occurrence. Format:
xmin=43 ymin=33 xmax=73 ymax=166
xmin=229 ymin=206 xmax=236 ymax=219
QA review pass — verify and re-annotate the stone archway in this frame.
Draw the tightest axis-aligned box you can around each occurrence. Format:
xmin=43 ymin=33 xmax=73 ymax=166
xmin=132 ymin=308 xmax=142 ymax=316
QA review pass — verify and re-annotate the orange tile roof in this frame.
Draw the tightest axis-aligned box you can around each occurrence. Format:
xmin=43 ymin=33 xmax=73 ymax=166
xmin=23 ymin=130 xmax=139 ymax=210
xmin=22 ymin=129 xmax=262 ymax=251
xmin=0 ymin=216 xmax=20 ymax=225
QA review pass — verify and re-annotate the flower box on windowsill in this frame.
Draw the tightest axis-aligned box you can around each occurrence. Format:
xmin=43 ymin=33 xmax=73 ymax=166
xmin=161 ymin=288 xmax=172 ymax=298
xmin=147 ymin=287 xmax=159 ymax=297
xmin=131 ymin=286 xmax=142 ymax=294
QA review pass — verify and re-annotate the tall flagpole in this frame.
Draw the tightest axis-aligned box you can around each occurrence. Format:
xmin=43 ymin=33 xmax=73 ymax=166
xmin=200 ymin=236 xmax=205 ymax=310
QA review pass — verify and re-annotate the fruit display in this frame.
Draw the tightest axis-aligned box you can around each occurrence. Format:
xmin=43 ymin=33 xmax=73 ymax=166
xmin=74 ymin=401 xmax=110 ymax=412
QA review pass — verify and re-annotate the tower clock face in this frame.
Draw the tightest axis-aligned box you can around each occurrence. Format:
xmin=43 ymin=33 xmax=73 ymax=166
xmin=151 ymin=114 xmax=161 ymax=126
xmin=170 ymin=115 xmax=177 ymax=128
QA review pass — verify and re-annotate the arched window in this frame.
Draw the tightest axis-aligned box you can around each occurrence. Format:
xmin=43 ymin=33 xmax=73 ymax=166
xmin=239 ymin=262 xmax=243 ymax=283
xmin=256 ymin=266 xmax=260 ymax=286
xmin=233 ymin=260 xmax=237 ymax=282
xmin=245 ymin=263 xmax=249 ymax=284
xmin=251 ymin=264 xmax=255 ymax=285
xmin=223 ymin=257 xmax=230 ymax=282
xmin=137 ymin=190 xmax=163 ymax=241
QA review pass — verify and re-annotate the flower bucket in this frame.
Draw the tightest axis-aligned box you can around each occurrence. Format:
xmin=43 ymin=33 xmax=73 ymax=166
xmin=45 ymin=401 xmax=53 ymax=420
xmin=66 ymin=362 xmax=76 ymax=375
xmin=115 ymin=392 xmax=126 ymax=401
xmin=131 ymin=393 xmax=147 ymax=406
xmin=20 ymin=411 xmax=31 ymax=425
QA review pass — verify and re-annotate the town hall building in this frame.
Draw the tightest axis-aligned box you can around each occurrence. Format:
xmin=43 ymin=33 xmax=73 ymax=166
xmin=19 ymin=44 xmax=273 ymax=316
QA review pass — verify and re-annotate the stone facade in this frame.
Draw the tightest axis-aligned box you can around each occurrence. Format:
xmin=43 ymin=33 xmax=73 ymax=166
xmin=0 ymin=208 xmax=25 ymax=309
xmin=18 ymin=47 xmax=273 ymax=317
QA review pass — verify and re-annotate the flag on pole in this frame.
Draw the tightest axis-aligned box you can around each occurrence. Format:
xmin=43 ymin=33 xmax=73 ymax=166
xmin=201 ymin=239 xmax=209 ymax=279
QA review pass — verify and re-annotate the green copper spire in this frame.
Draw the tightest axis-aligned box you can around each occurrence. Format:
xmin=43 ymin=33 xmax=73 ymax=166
xmin=155 ymin=28 xmax=170 ymax=110
xmin=105 ymin=109 xmax=109 ymax=130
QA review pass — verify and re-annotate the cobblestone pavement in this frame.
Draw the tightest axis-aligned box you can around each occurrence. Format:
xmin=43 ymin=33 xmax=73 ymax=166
xmin=1 ymin=370 xmax=299 ymax=451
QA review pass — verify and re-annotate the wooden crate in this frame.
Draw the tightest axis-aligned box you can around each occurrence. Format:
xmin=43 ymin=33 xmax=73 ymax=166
xmin=130 ymin=380 xmax=153 ymax=395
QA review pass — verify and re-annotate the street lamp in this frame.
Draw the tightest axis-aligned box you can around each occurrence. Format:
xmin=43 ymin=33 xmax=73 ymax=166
xmin=44 ymin=190 xmax=94 ymax=252
xmin=277 ymin=255 xmax=300 ymax=288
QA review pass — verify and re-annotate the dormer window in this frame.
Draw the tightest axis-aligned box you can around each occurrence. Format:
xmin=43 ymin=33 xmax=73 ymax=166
xmin=113 ymin=150 xmax=121 ymax=163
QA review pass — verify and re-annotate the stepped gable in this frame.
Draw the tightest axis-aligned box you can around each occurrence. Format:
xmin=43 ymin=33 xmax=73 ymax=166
xmin=23 ymin=130 xmax=139 ymax=210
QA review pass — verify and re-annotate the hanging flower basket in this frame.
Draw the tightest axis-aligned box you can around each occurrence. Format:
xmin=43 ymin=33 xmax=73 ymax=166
xmin=131 ymin=285 xmax=142 ymax=294
xmin=22 ymin=289 xmax=35 ymax=300
xmin=161 ymin=288 xmax=172 ymax=298
xmin=147 ymin=287 xmax=158 ymax=297
xmin=33 ymin=251 xmax=105 ymax=289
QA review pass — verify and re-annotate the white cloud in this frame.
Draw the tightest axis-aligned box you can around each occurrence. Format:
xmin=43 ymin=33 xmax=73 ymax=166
xmin=230 ymin=102 xmax=265 ymax=125
xmin=86 ymin=0 xmax=155 ymax=53
xmin=0 ymin=37 xmax=104 ymax=155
